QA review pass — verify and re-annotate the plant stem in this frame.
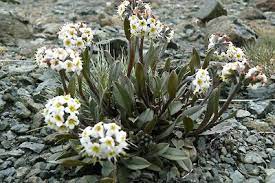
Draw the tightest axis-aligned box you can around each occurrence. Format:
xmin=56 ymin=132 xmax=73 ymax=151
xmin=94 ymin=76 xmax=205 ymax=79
xmin=127 ymin=38 xmax=136 ymax=77
xmin=139 ymin=37 xmax=144 ymax=64
xmin=59 ymin=70 xmax=68 ymax=94
xmin=83 ymin=71 xmax=100 ymax=101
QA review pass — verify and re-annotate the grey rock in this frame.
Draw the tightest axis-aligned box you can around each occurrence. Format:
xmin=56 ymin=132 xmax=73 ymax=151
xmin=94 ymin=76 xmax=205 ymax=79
xmin=248 ymin=100 xmax=272 ymax=118
xmin=243 ymin=120 xmax=270 ymax=131
xmin=270 ymin=157 xmax=275 ymax=168
xmin=247 ymin=84 xmax=275 ymax=99
xmin=196 ymin=0 xmax=227 ymax=22
xmin=266 ymin=171 xmax=275 ymax=183
xmin=245 ymin=178 xmax=260 ymax=183
xmin=244 ymin=152 xmax=265 ymax=164
xmin=11 ymin=123 xmax=30 ymax=134
xmin=230 ymin=170 xmax=245 ymax=183
xmin=19 ymin=142 xmax=45 ymax=153
xmin=0 ymin=161 xmax=12 ymax=170
xmin=98 ymin=37 xmax=128 ymax=58
xmin=31 ymin=112 xmax=44 ymax=129
xmin=0 ymin=95 xmax=6 ymax=113
xmin=246 ymin=135 xmax=258 ymax=145
xmin=16 ymin=166 xmax=30 ymax=179
xmin=236 ymin=109 xmax=251 ymax=118
xmin=206 ymin=16 xmax=257 ymax=46
xmin=0 ymin=119 xmax=9 ymax=131
xmin=8 ymin=149 xmax=24 ymax=157
xmin=0 ymin=9 xmax=32 ymax=44
xmin=256 ymin=0 xmax=275 ymax=12
xmin=244 ymin=164 xmax=260 ymax=176
xmin=14 ymin=102 xmax=31 ymax=119
xmin=0 ymin=167 xmax=15 ymax=178
xmin=27 ymin=176 xmax=44 ymax=183
xmin=239 ymin=7 xmax=266 ymax=20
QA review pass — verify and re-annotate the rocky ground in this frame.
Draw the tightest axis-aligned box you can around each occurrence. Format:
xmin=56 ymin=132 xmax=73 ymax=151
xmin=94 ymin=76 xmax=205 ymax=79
xmin=0 ymin=0 xmax=275 ymax=182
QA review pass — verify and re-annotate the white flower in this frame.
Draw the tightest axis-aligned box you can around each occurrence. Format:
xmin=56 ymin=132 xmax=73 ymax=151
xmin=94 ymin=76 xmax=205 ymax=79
xmin=245 ymin=66 xmax=259 ymax=79
xmin=221 ymin=62 xmax=241 ymax=82
xmin=79 ymin=122 xmax=128 ymax=161
xmin=117 ymin=0 xmax=130 ymax=18
xmin=43 ymin=95 xmax=81 ymax=132
xmin=192 ymin=69 xmax=211 ymax=94
xmin=58 ymin=22 xmax=94 ymax=51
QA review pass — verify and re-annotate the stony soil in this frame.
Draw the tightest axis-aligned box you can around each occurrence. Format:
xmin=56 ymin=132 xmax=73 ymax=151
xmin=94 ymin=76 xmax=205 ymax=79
xmin=0 ymin=0 xmax=275 ymax=182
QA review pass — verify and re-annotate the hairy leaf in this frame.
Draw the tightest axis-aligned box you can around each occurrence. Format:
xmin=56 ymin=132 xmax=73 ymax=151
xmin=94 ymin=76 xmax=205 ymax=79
xmin=202 ymin=49 xmax=214 ymax=69
xmin=123 ymin=156 xmax=151 ymax=170
xmin=135 ymin=62 xmax=145 ymax=93
xmin=160 ymin=148 xmax=188 ymax=160
xmin=183 ymin=116 xmax=194 ymax=132
xmin=169 ymin=101 xmax=184 ymax=116
xmin=167 ymin=70 xmax=178 ymax=99
xmin=68 ymin=75 xmax=76 ymax=97
xmin=137 ymin=108 xmax=154 ymax=128
xmin=101 ymin=161 xmax=114 ymax=177
xmin=147 ymin=143 xmax=170 ymax=157
xmin=113 ymin=82 xmax=133 ymax=114
xmin=189 ymin=48 xmax=201 ymax=74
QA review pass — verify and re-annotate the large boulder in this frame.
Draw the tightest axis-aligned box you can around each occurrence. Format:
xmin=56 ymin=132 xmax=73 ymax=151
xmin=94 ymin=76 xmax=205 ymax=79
xmin=0 ymin=8 xmax=32 ymax=44
xmin=256 ymin=0 xmax=275 ymax=12
xmin=196 ymin=0 xmax=227 ymax=23
xmin=206 ymin=16 xmax=257 ymax=46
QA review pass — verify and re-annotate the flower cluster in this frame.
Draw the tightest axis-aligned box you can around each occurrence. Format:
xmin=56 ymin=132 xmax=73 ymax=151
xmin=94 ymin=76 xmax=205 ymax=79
xmin=129 ymin=15 xmax=162 ymax=39
xmin=192 ymin=69 xmax=211 ymax=94
xmin=35 ymin=47 xmax=83 ymax=75
xmin=221 ymin=62 xmax=246 ymax=82
xmin=58 ymin=22 xmax=93 ymax=51
xmin=43 ymin=95 xmax=81 ymax=132
xmin=245 ymin=66 xmax=267 ymax=84
xmin=117 ymin=0 xmax=131 ymax=18
xmin=80 ymin=122 xmax=128 ymax=161
xmin=221 ymin=43 xmax=247 ymax=62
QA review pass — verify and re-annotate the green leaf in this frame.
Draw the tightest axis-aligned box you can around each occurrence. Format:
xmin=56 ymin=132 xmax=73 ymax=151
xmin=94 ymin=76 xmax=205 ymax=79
xmin=182 ymin=106 xmax=204 ymax=121
xmin=123 ymin=156 xmax=151 ymax=170
xmin=183 ymin=116 xmax=194 ymax=132
xmin=202 ymin=49 xmax=214 ymax=69
xmin=82 ymin=48 xmax=90 ymax=76
xmin=49 ymin=156 xmax=87 ymax=167
xmin=117 ymin=166 xmax=130 ymax=183
xmin=147 ymin=143 xmax=170 ymax=157
xmin=176 ymin=158 xmax=193 ymax=172
xmin=135 ymin=62 xmax=145 ymax=93
xmin=124 ymin=18 xmax=131 ymax=41
xmin=68 ymin=75 xmax=76 ymax=97
xmin=189 ymin=48 xmax=201 ymax=74
xmin=144 ymin=118 xmax=157 ymax=134
xmin=137 ymin=108 xmax=154 ymax=128
xmin=167 ymin=70 xmax=178 ymax=99
xmin=110 ymin=61 xmax=123 ymax=84
xmin=156 ymin=121 xmax=176 ymax=140
xmin=101 ymin=161 xmax=114 ymax=177
xmin=144 ymin=43 xmax=160 ymax=70
xmin=104 ymin=50 xmax=115 ymax=64
xmin=178 ymin=65 xmax=189 ymax=80
xmin=45 ymin=133 xmax=78 ymax=144
xmin=160 ymin=148 xmax=188 ymax=161
xmin=80 ymin=175 xmax=98 ymax=183
xmin=100 ymin=177 xmax=114 ymax=183
xmin=113 ymin=82 xmax=133 ymax=114
xmin=205 ymin=87 xmax=220 ymax=120
xmin=169 ymin=101 xmax=184 ymax=116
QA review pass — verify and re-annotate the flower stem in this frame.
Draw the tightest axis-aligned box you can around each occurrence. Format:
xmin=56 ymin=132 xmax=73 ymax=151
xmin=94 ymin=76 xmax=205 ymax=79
xmin=59 ymin=70 xmax=68 ymax=94
xmin=127 ymin=38 xmax=136 ymax=77
xmin=139 ymin=37 xmax=144 ymax=64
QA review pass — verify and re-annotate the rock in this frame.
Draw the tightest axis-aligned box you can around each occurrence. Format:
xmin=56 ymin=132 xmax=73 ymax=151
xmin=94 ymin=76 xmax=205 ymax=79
xmin=265 ymin=169 xmax=275 ymax=183
xmin=206 ymin=16 xmax=257 ymax=46
xmin=236 ymin=109 xmax=251 ymax=118
xmin=230 ymin=170 xmax=245 ymax=183
xmin=16 ymin=166 xmax=30 ymax=179
xmin=246 ymin=135 xmax=258 ymax=145
xmin=97 ymin=38 xmax=128 ymax=58
xmin=0 ymin=167 xmax=15 ymax=178
xmin=19 ymin=142 xmax=45 ymax=153
xmin=239 ymin=7 xmax=266 ymax=20
xmin=8 ymin=149 xmax=24 ymax=157
xmin=244 ymin=152 xmax=265 ymax=164
xmin=247 ymin=84 xmax=275 ymax=99
xmin=244 ymin=120 xmax=270 ymax=131
xmin=245 ymin=178 xmax=260 ymax=183
xmin=10 ymin=123 xmax=30 ymax=134
xmin=196 ymin=0 xmax=227 ymax=23
xmin=0 ymin=95 xmax=6 ymax=113
xmin=270 ymin=157 xmax=275 ymax=169
xmin=0 ymin=119 xmax=9 ymax=131
xmin=14 ymin=101 xmax=31 ymax=119
xmin=32 ymin=112 xmax=44 ymax=129
xmin=256 ymin=0 xmax=275 ymax=12
xmin=0 ymin=9 xmax=32 ymax=44
xmin=248 ymin=100 xmax=272 ymax=118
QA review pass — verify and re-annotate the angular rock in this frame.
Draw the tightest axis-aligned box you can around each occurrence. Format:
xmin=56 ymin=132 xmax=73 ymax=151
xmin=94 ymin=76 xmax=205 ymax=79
xmin=10 ymin=123 xmax=30 ymax=134
xmin=0 ymin=95 xmax=6 ymax=113
xmin=244 ymin=152 xmax=265 ymax=164
xmin=230 ymin=170 xmax=245 ymax=183
xmin=240 ymin=7 xmax=266 ymax=20
xmin=97 ymin=38 xmax=128 ymax=58
xmin=0 ymin=8 xmax=32 ymax=44
xmin=236 ymin=109 xmax=251 ymax=118
xmin=19 ymin=142 xmax=45 ymax=153
xmin=14 ymin=101 xmax=31 ymax=119
xmin=206 ymin=16 xmax=257 ymax=46
xmin=256 ymin=0 xmax=275 ymax=12
xmin=196 ymin=0 xmax=227 ymax=23
xmin=248 ymin=100 xmax=272 ymax=118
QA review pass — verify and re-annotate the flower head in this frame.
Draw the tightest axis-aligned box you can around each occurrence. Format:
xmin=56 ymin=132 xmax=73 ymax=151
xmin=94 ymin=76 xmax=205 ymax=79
xmin=80 ymin=122 xmax=128 ymax=161
xmin=192 ymin=69 xmax=211 ymax=95
xmin=58 ymin=22 xmax=93 ymax=51
xmin=43 ymin=95 xmax=81 ymax=132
